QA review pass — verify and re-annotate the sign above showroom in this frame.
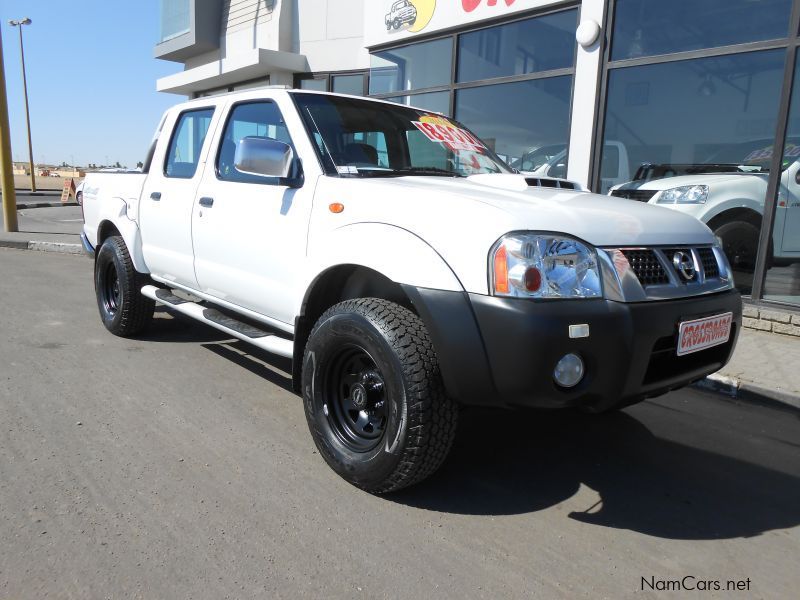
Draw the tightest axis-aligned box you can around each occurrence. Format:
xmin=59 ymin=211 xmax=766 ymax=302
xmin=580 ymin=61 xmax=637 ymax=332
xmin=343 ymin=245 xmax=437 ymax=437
xmin=365 ymin=0 xmax=562 ymax=47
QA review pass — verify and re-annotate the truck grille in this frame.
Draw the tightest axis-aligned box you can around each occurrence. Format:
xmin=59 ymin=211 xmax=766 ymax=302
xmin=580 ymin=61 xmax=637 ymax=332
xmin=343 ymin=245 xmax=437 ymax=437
xmin=697 ymin=248 xmax=720 ymax=279
xmin=619 ymin=247 xmax=723 ymax=288
xmin=610 ymin=189 xmax=658 ymax=202
xmin=620 ymin=250 xmax=670 ymax=286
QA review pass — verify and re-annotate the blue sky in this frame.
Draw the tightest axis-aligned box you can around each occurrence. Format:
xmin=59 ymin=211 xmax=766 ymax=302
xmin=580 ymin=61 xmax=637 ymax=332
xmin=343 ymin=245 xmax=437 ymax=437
xmin=2 ymin=0 xmax=179 ymax=168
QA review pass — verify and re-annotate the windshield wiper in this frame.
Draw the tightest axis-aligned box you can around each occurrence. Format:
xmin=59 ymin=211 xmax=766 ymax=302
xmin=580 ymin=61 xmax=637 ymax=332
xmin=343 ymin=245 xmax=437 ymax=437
xmin=392 ymin=167 xmax=465 ymax=177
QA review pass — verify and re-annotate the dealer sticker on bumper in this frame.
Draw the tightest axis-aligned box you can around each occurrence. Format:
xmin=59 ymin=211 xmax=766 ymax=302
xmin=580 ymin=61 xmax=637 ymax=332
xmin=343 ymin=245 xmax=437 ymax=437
xmin=677 ymin=312 xmax=733 ymax=356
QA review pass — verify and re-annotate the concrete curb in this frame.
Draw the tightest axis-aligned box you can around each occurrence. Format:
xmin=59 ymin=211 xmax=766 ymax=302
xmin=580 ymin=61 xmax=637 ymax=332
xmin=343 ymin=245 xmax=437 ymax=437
xmin=17 ymin=201 xmax=78 ymax=209
xmin=693 ymin=374 xmax=800 ymax=414
xmin=0 ymin=239 xmax=83 ymax=255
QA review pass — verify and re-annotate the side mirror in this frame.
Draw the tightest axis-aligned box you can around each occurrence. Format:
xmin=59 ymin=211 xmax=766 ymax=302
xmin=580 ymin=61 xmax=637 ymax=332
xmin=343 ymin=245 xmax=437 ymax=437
xmin=234 ymin=137 xmax=303 ymax=187
xmin=795 ymin=167 xmax=800 ymax=186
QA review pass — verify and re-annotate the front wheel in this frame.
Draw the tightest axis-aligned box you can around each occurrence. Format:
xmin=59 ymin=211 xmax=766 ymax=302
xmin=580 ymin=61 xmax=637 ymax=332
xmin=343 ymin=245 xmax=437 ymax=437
xmin=94 ymin=236 xmax=154 ymax=336
xmin=713 ymin=220 xmax=760 ymax=272
xmin=302 ymin=298 xmax=458 ymax=494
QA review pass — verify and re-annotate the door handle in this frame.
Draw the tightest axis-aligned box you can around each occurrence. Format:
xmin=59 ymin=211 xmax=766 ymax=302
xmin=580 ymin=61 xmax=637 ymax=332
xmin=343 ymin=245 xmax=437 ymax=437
xmin=198 ymin=197 xmax=214 ymax=208
xmin=150 ymin=192 xmax=161 ymax=201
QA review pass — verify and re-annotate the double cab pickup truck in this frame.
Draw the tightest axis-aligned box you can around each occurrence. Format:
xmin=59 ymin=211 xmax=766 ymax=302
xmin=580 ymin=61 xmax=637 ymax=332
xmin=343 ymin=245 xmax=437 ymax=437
xmin=81 ymin=88 xmax=741 ymax=493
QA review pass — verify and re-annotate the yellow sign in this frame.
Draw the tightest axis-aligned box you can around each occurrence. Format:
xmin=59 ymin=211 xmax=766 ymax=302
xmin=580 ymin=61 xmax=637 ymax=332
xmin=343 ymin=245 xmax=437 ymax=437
xmin=409 ymin=0 xmax=436 ymax=32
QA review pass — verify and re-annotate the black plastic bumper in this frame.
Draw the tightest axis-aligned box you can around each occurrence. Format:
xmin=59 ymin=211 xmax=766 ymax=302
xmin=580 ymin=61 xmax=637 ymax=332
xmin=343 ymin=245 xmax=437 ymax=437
xmin=403 ymin=286 xmax=742 ymax=411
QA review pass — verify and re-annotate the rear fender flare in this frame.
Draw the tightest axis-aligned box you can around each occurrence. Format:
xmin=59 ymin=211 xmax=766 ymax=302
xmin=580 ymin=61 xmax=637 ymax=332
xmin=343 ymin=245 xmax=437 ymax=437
xmin=95 ymin=197 xmax=147 ymax=273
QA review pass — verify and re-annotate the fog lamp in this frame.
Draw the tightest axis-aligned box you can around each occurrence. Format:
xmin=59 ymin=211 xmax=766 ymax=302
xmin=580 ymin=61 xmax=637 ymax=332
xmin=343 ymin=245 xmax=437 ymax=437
xmin=554 ymin=353 xmax=584 ymax=388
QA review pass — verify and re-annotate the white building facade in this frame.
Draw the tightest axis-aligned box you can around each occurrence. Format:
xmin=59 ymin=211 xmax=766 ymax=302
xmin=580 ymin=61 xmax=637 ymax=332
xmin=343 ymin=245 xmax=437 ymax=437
xmin=155 ymin=0 xmax=800 ymax=311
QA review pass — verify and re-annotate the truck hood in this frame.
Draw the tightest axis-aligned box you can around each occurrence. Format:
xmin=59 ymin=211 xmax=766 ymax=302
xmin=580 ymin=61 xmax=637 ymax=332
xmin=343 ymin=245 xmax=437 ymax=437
xmin=618 ymin=172 xmax=768 ymax=191
xmin=355 ymin=174 xmax=715 ymax=246
xmin=316 ymin=174 xmax=716 ymax=294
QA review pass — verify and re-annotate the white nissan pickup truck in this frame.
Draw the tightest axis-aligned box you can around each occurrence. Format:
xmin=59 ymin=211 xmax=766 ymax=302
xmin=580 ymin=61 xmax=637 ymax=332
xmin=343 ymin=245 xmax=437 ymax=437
xmin=81 ymin=88 xmax=741 ymax=493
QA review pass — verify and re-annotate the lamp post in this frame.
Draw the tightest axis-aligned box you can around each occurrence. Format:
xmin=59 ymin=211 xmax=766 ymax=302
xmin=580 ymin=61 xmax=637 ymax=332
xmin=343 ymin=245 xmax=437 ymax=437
xmin=9 ymin=17 xmax=35 ymax=193
xmin=0 ymin=25 xmax=19 ymax=232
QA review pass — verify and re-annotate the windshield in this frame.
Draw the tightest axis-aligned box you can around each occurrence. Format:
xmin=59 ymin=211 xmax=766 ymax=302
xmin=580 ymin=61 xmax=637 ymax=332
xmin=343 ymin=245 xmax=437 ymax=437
xmin=292 ymin=92 xmax=512 ymax=178
xmin=705 ymin=138 xmax=800 ymax=172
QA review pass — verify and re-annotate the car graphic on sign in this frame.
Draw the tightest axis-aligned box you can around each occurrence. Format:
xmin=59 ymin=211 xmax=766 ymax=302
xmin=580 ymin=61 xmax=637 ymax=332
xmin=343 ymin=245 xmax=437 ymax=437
xmin=386 ymin=0 xmax=418 ymax=30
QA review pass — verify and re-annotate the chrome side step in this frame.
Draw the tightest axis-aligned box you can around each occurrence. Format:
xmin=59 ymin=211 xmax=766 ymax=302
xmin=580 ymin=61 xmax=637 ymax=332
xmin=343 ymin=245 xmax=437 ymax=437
xmin=141 ymin=285 xmax=294 ymax=358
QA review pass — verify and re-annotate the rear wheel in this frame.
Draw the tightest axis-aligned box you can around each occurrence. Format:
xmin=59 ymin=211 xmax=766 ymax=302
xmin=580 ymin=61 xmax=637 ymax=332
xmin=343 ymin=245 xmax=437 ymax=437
xmin=94 ymin=236 xmax=154 ymax=336
xmin=302 ymin=298 xmax=458 ymax=494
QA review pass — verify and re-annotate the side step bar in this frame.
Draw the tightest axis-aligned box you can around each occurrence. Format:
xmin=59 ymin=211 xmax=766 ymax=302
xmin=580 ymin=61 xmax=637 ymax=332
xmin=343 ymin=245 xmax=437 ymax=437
xmin=141 ymin=285 xmax=294 ymax=358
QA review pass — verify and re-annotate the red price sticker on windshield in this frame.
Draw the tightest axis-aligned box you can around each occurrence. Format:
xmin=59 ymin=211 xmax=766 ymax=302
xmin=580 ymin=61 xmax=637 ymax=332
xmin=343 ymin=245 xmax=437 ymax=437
xmin=412 ymin=117 xmax=486 ymax=153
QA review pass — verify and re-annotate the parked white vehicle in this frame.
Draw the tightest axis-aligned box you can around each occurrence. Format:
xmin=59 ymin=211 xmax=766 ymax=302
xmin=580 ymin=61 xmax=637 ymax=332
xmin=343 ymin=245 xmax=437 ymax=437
xmin=517 ymin=141 xmax=631 ymax=193
xmin=81 ymin=89 xmax=741 ymax=493
xmin=75 ymin=179 xmax=85 ymax=206
xmin=609 ymin=140 xmax=800 ymax=269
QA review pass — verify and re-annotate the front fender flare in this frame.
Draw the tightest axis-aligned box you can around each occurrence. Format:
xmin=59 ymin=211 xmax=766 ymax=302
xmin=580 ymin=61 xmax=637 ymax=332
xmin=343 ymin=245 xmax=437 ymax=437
xmin=300 ymin=222 xmax=463 ymax=313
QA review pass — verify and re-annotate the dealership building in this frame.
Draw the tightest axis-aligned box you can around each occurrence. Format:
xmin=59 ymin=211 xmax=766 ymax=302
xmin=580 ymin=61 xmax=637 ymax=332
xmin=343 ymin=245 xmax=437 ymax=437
xmin=154 ymin=0 xmax=800 ymax=313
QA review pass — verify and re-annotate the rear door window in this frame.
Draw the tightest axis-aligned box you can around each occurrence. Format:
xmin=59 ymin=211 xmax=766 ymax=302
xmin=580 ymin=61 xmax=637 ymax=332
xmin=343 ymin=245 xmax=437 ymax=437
xmin=164 ymin=108 xmax=214 ymax=179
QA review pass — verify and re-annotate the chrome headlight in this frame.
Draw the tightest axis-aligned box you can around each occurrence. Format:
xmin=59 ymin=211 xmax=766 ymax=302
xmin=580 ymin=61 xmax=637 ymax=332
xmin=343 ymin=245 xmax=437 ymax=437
xmin=656 ymin=185 xmax=709 ymax=204
xmin=491 ymin=234 xmax=602 ymax=299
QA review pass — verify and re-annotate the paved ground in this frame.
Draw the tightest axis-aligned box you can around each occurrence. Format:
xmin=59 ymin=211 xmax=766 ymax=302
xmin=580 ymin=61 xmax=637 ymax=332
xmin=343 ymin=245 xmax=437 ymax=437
xmin=714 ymin=328 xmax=800 ymax=404
xmin=0 ymin=248 xmax=798 ymax=599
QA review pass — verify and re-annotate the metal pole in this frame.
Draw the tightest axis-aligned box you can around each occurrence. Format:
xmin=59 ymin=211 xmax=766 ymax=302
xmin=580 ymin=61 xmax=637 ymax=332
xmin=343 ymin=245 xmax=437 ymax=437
xmin=0 ymin=27 xmax=19 ymax=232
xmin=13 ymin=20 xmax=36 ymax=192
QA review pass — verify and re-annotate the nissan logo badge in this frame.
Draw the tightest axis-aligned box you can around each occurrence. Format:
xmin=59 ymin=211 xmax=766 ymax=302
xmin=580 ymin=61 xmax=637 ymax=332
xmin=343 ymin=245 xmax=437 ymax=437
xmin=672 ymin=251 xmax=696 ymax=281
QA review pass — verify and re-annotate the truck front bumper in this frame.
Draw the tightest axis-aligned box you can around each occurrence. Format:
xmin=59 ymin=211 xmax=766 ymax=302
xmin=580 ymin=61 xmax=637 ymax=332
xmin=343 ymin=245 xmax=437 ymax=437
xmin=403 ymin=286 xmax=741 ymax=411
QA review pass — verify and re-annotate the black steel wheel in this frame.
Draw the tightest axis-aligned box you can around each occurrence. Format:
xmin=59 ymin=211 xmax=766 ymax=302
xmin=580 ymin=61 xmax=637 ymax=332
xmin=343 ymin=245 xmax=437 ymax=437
xmin=100 ymin=261 xmax=121 ymax=317
xmin=302 ymin=298 xmax=458 ymax=494
xmin=714 ymin=220 xmax=760 ymax=272
xmin=94 ymin=235 xmax=154 ymax=336
xmin=325 ymin=346 xmax=388 ymax=452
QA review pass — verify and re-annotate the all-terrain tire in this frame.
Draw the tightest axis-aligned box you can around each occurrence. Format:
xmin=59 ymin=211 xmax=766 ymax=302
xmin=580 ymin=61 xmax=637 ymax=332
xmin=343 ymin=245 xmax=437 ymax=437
xmin=94 ymin=236 xmax=154 ymax=337
xmin=302 ymin=298 xmax=458 ymax=494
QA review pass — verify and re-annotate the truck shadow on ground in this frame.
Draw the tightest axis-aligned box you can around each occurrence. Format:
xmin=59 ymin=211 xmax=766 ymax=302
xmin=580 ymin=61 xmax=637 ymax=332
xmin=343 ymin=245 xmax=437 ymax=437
xmin=391 ymin=404 xmax=800 ymax=540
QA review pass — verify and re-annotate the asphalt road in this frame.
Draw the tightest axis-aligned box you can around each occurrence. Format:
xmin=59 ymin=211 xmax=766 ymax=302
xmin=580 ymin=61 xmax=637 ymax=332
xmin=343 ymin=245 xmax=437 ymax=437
xmin=1 ymin=249 xmax=799 ymax=599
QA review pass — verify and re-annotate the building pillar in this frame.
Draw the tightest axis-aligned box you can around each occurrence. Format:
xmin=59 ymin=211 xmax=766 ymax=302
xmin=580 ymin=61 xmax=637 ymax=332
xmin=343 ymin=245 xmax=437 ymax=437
xmin=566 ymin=0 xmax=607 ymax=190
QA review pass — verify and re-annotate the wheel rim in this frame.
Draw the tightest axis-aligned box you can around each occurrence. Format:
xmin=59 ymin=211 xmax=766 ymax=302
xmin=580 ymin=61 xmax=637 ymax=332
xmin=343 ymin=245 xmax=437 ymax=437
xmin=324 ymin=345 xmax=388 ymax=452
xmin=101 ymin=262 xmax=121 ymax=316
xmin=721 ymin=227 xmax=757 ymax=270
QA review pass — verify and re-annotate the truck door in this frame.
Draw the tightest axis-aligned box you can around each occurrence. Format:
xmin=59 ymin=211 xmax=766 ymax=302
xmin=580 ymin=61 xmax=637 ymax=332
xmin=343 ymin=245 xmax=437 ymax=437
xmin=191 ymin=99 xmax=315 ymax=325
xmin=140 ymin=106 xmax=217 ymax=287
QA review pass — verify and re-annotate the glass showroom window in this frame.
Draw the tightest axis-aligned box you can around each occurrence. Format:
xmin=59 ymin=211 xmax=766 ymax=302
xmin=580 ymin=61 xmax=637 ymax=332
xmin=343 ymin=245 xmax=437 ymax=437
xmin=455 ymin=77 xmax=573 ymax=168
xmin=612 ymin=0 xmax=792 ymax=61
xmin=457 ymin=8 xmax=577 ymax=82
xmin=600 ymin=0 xmax=800 ymax=302
xmin=384 ymin=91 xmax=450 ymax=115
xmin=602 ymin=43 xmax=787 ymax=297
xmin=369 ymin=38 xmax=453 ymax=95
xmin=763 ymin=55 xmax=800 ymax=307
xmin=160 ymin=0 xmax=191 ymax=43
